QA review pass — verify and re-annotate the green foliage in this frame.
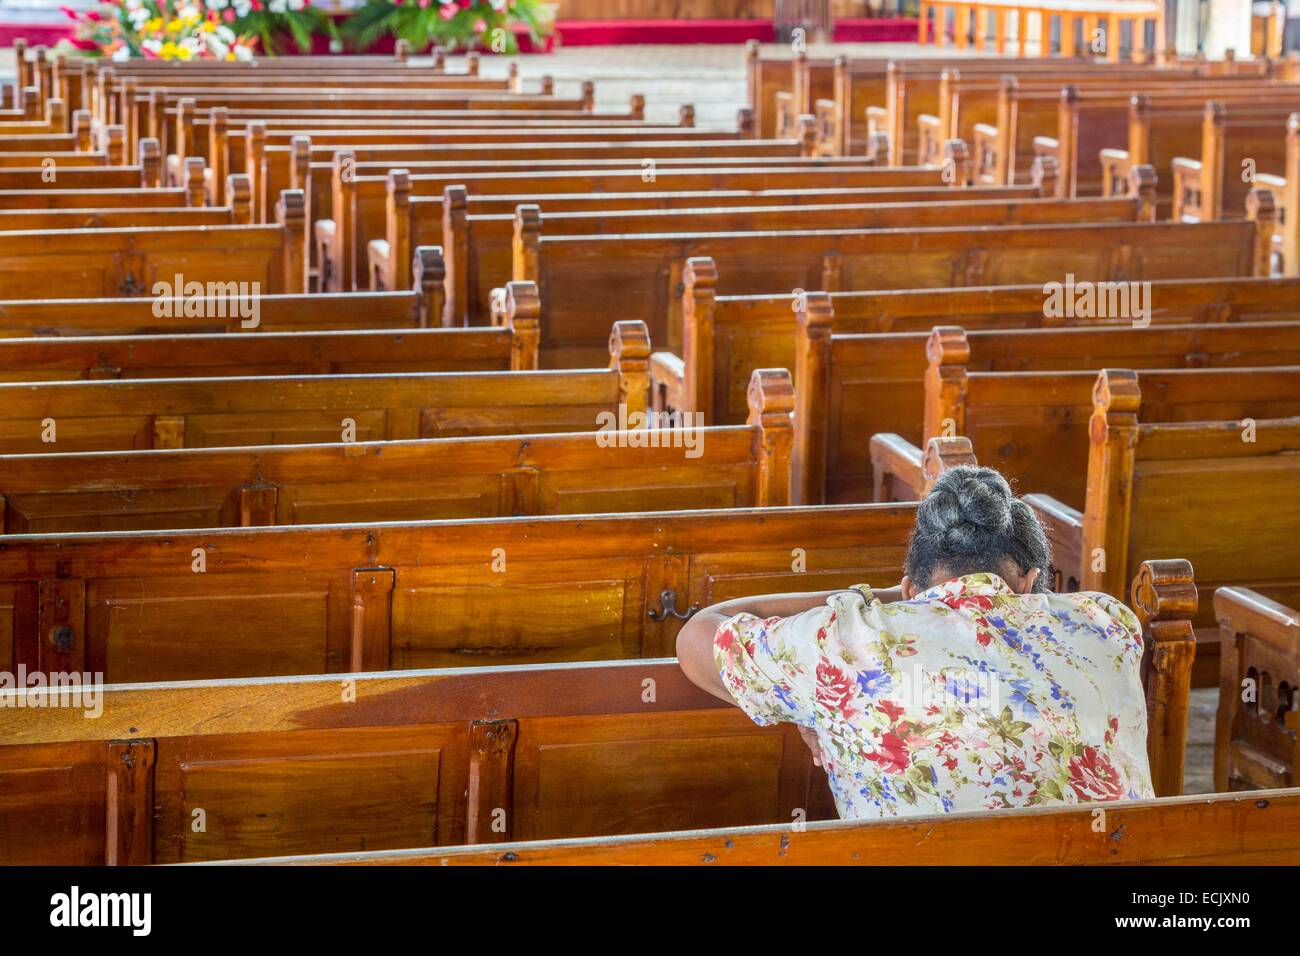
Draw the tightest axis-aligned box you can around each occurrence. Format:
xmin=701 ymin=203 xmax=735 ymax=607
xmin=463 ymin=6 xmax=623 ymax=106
xmin=342 ymin=0 xmax=554 ymax=54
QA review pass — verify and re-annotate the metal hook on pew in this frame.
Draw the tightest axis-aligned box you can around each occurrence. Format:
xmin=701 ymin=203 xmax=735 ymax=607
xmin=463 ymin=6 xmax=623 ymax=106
xmin=647 ymin=589 xmax=699 ymax=622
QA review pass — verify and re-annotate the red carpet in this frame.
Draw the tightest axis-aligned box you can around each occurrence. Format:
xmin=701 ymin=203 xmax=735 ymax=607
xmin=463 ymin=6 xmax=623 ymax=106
xmin=0 ymin=18 xmax=918 ymax=55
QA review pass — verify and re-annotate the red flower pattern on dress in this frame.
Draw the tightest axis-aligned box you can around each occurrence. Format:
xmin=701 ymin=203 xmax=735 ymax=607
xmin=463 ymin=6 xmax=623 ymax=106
xmin=1068 ymin=745 xmax=1126 ymax=801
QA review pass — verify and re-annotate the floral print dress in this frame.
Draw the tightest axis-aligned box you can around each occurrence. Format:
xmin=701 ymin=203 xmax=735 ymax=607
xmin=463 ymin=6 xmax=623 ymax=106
xmin=713 ymin=573 xmax=1154 ymax=820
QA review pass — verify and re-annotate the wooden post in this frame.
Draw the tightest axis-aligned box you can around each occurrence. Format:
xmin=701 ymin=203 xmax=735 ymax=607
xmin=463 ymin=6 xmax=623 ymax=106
xmin=921 ymin=436 xmax=978 ymax=493
xmin=512 ymin=204 xmax=542 ymax=284
xmin=682 ymin=256 xmax=718 ymax=420
xmin=441 ymin=185 xmax=469 ymax=325
xmin=610 ymin=320 xmax=651 ymax=421
xmin=1080 ymin=368 xmax=1141 ymax=595
xmin=237 ymin=483 xmax=277 ymax=526
xmin=465 ymin=719 xmax=518 ymax=844
xmin=329 ymin=148 xmax=354 ymax=292
xmin=1247 ymin=188 xmax=1279 ymax=277
xmin=138 ymin=137 xmax=161 ymax=189
xmin=384 ymin=169 xmax=412 ymax=292
xmin=208 ymin=106 xmax=228 ymax=206
xmin=244 ymin=121 xmax=266 ymax=223
xmin=746 ymin=368 xmax=795 ymax=508
xmin=791 ymin=292 xmax=834 ymax=506
xmin=923 ymin=327 xmax=971 ymax=443
xmin=104 ymin=739 xmax=156 ymax=866
xmin=183 ymin=157 xmax=205 ymax=207
xmin=276 ymin=188 xmax=308 ymax=295
xmin=1201 ymin=101 xmax=1226 ymax=221
xmin=349 ymin=568 xmax=394 ymax=673
xmin=1131 ymin=559 xmax=1198 ymax=798
xmin=412 ymin=245 xmax=446 ymax=329
xmin=1129 ymin=164 xmax=1158 ymax=221
xmin=503 ymin=280 xmax=541 ymax=371
xmin=227 ymin=173 xmax=253 ymax=226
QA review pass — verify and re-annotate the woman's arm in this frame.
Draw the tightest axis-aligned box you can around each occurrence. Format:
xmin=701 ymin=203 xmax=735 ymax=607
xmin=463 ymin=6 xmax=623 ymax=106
xmin=675 ymin=585 xmax=904 ymax=702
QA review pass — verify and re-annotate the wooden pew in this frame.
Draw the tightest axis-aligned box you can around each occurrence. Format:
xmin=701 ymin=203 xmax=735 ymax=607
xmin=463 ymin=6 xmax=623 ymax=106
xmin=0 ymin=149 xmax=163 ymax=191
xmin=0 ymin=315 xmax=649 ymax=454
xmin=806 ymin=319 xmax=1300 ymax=505
xmin=0 ymin=167 xmax=250 ymax=232
xmin=0 ymin=298 xmax=536 ymax=383
xmin=943 ymin=73 xmax=1287 ymax=184
xmin=253 ymin=786 xmax=1300 ymax=865
xmin=657 ymin=272 xmax=1300 ymax=429
xmin=286 ymin=133 xmax=825 ymax=239
xmin=327 ymin=162 xmax=950 ymax=296
xmin=0 ymin=188 xmax=307 ymax=299
xmin=0 ymin=367 xmax=792 ymax=533
xmin=1214 ymin=588 xmax=1300 ymax=791
xmin=850 ymin=60 xmax=1210 ymax=164
xmin=1019 ymin=377 xmax=1300 ymax=686
xmin=447 ymin=175 xmax=1141 ymax=332
xmin=0 ymin=246 xmax=442 ymax=336
xmin=0 ymin=500 xmax=914 ymax=682
xmin=517 ymin=213 xmax=1277 ymax=370
xmin=1165 ymin=103 xmax=1293 ymax=226
xmin=396 ymin=177 xmax=1060 ymax=313
xmin=1100 ymin=99 xmax=1300 ymax=216
xmin=0 ymin=557 xmax=1195 ymax=865
xmin=1036 ymin=85 xmax=1300 ymax=198
xmin=0 ymin=659 xmax=821 ymax=863
xmin=867 ymin=362 xmax=1300 ymax=515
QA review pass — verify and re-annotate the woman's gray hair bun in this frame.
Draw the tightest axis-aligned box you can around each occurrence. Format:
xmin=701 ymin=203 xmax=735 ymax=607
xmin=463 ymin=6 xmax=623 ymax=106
xmin=904 ymin=466 xmax=1052 ymax=592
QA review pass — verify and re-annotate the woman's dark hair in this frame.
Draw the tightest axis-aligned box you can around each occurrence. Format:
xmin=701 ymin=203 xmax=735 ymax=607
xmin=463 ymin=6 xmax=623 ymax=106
xmin=904 ymin=466 xmax=1052 ymax=593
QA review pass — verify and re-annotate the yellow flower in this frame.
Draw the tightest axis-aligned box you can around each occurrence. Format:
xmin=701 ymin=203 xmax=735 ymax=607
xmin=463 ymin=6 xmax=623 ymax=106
xmin=183 ymin=13 xmax=200 ymax=27
xmin=143 ymin=17 xmax=163 ymax=32
xmin=160 ymin=40 xmax=178 ymax=59
xmin=201 ymin=21 xmax=216 ymax=32
xmin=225 ymin=51 xmax=236 ymax=61
xmin=176 ymin=44 xmax=193 ymax=60
xmin=166 ymin=18 xmax=184 ymax=33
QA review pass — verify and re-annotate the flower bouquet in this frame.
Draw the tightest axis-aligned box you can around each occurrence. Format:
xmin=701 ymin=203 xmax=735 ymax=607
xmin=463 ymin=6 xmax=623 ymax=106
xmin=60 ymin=0 xmax=260 ymax=61
xmin=343 ymin=0 xmax=553 ymax=54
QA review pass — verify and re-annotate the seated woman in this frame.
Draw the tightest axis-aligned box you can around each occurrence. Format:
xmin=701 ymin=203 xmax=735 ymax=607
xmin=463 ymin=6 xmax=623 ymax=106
xmin=677 ymin=465 xmax=1153 ymax=819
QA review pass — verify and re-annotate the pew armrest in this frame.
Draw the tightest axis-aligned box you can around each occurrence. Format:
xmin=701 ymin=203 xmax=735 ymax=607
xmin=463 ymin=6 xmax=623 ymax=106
xmin=774 ymin=91 xmax=796 ymax=140
xmin=1171 ymin=156 xmax=1204 ymax=222
xmin=917 ymin=113 xmax=943 ymax=167
xmin=972 ymin=122 xmax=1000 ymax=185
xmin=813 ymin=98 xmax=838 ymax=157
xmin=1098 ymin=148 xmax=1132 ymax=199
xmin=367 ymin=238 xmax=392 ymax=292
xmin=864 ymin=106 xmax=889 ymax=163
xmin=869 ymin=433 xmax=925 ymax=503
xmin=650 ymin=350 xmax=685 ymax=417
xmin=314 ymin=218 xmax=337 ymax=293
xmin=165 ymin=152 xmax=182 ymax=188
xmin=1023 ymin=493 xmax=1084 ymax=591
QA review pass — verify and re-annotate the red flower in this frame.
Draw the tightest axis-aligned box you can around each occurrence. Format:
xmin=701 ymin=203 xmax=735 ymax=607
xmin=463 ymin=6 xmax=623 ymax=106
xmin=1067 ymin=746 xmax=1126 ymax=801
xmin=223 ymin=8 xmax=235 ymax=20
xmin=877 ymin=699 xmax=906 ymax=724
xmin=865 ymin=731 xmax=911 ymax=774
xmin=714 ymin=627 xmax=735 ymax=654
xmin=815 ymin=660 xmax=858 ymax=717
